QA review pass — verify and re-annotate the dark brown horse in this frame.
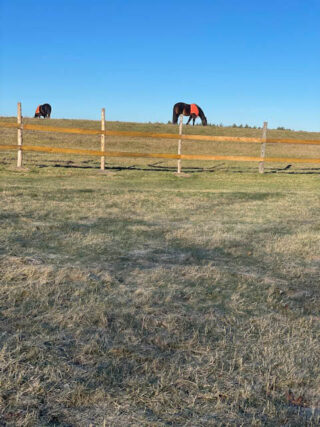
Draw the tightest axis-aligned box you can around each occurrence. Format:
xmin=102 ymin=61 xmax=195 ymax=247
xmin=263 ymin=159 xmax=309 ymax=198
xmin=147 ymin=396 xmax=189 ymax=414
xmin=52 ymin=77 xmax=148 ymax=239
xmin=172 ymin=102 xmax=207 ymax=126
xmin=34 ymin=103 xmax=52 ymax=118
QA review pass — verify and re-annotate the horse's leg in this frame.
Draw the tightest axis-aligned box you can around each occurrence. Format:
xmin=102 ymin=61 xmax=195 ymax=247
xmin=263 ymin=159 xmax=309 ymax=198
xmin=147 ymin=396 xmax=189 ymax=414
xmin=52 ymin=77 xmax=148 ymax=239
xmin=172 ymin=107 xmax=178 ymax=124
xmin=186 ymin=116 xmax=192 ymax=125
xmin=192 ymin=117 xmax=195 ymax=126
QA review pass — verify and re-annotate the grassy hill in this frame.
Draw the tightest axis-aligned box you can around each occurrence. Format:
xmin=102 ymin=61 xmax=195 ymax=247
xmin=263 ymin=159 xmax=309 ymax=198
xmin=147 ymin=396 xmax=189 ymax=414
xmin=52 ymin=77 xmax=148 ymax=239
xmin=0 ymin=118 xmax=320 ymax=425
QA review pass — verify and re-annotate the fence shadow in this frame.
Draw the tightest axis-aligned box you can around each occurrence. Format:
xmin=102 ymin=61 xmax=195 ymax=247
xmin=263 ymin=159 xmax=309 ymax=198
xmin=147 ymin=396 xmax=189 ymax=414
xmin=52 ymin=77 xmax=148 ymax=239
xmin=40 ymin=160 xmax=320 ymax=175
xmin=2 ymin=156 xmax=320 ymax=175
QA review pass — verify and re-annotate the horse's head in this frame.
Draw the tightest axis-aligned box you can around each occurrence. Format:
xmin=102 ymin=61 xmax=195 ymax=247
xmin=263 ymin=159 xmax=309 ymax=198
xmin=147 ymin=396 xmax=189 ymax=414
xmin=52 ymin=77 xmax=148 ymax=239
xmin=202 ymin=116 xmax=208 ymax=126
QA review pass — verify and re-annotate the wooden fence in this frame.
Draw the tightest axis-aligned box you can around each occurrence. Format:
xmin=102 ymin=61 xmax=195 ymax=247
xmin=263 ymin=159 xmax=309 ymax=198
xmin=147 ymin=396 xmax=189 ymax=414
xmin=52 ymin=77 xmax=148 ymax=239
xmin=1 ymin=103 xmax=320 ymax=173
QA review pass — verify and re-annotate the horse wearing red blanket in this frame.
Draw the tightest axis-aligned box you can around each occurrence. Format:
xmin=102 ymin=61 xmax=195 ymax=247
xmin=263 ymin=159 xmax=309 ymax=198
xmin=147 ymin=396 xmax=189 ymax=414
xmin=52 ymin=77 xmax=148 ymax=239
xmin=172 ymin=102 xmax=207 ymax=126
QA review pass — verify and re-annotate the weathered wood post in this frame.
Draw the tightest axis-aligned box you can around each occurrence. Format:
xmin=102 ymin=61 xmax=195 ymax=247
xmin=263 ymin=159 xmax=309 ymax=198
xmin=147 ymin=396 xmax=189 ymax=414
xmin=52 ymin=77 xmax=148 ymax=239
xmin=259 ymin=121 xmax=268 ymax=173
xmin=100 ymin=108 xmax=106 ymax=170
xmin=177 ymin=114 xmax=183 ymax=174
xmin=17 ymin=102 xmax=23 ymax=167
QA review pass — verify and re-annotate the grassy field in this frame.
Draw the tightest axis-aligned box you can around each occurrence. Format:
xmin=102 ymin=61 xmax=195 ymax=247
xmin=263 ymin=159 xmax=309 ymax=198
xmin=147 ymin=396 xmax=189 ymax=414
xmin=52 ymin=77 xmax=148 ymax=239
xmin=0 ymin=119 xmax=320 ymax=426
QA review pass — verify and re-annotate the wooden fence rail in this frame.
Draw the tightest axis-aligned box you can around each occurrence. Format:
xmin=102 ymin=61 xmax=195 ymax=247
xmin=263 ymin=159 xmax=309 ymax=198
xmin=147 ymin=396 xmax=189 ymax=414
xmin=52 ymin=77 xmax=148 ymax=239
xmin=0 ymin=103 xmax=320 ymax=172
xmin=2 ymin=144 xmax=320 ymax=164
xmin=0 ymin=121 xmax=265 ymax=142
xmin=1 ymin=121 xmax=320 ymax=145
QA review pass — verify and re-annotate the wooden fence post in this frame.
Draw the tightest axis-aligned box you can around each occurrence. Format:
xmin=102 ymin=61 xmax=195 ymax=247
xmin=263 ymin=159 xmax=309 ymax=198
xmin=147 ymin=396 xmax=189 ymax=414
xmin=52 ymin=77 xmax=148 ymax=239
xmin=100 ymin=108 xmax=106 ymax=170
xmin=259 ymin=121 xmax=268 ymax=173
xmin=17 ymin=102 xmax=23 ymax=167
xmin=177 ymin=114 xmax=183 ymax=174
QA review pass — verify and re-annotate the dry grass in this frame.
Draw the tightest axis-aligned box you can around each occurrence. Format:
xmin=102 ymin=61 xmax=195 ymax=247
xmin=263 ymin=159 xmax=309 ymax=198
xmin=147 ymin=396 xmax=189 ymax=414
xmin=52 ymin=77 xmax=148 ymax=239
xmin=0 ymin=119 xmax=320 ymax=425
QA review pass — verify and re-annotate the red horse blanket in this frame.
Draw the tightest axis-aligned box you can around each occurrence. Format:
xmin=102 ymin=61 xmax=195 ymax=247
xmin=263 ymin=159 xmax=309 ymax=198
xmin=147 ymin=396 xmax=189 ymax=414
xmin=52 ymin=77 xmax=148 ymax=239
xmin=190 ymin=104 xmax=199 ymax=116
xmin=35 ymin=105 xmax=40 ymax=114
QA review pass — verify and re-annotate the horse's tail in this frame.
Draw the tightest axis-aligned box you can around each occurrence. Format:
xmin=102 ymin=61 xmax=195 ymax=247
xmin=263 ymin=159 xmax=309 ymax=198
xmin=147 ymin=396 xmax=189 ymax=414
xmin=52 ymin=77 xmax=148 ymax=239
xmin=172 ymin=104 xmax=179 ymax=124
xmin=47 ymin=104 xmax=52 ymax=118
xmin=198 ymin=106 xmax=207 ymax=126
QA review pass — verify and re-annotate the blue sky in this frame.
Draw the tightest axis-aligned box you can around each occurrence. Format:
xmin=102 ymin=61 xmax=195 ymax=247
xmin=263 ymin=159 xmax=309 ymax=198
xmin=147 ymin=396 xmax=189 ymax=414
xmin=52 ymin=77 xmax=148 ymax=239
xmin=0 ymin=0 xmax=319 ymax=130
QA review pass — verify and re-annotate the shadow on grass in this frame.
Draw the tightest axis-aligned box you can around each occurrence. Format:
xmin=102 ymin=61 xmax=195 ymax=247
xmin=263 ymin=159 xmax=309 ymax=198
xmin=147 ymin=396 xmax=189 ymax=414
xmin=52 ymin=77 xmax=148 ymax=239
xmin=4 ymin=211 xmax=319 ymax=315
xmin=47 ymin=162 xmax=320 ymax=175
xmin=2 ymin=157 xmax=320 ymax=174
xmin=1 ymin=213 xmax=320 ymax=425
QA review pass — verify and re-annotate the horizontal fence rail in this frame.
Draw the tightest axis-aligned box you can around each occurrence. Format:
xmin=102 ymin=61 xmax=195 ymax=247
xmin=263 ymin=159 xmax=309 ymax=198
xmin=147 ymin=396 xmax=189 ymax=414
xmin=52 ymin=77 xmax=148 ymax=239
xmin=0 ymin=121 xmax=264 ymax=142
xmin=1 ymin=103 xmax=320 ymax=173
xmin=1 ymin=121 xmax=320 ymax=145
xmin=1 ymin=144 xmax=320 ymax=164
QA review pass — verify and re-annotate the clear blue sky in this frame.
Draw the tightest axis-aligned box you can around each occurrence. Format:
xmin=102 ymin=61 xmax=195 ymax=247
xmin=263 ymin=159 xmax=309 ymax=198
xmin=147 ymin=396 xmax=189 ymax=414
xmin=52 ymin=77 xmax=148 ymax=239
xmin=0 ymin=0 xmax=319 ymax=131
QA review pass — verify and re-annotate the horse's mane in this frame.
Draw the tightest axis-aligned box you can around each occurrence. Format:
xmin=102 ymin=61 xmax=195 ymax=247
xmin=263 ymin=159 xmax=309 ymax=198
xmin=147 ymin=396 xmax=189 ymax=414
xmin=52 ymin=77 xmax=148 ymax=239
xmin=173 ymin=102 xmax=185 ymax=124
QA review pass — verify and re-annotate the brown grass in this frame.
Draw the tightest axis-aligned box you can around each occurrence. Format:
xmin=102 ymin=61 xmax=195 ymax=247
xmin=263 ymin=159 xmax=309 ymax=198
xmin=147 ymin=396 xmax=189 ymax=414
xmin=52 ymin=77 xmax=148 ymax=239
xmin=0 ymin=118 xmax=320 ymax=425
